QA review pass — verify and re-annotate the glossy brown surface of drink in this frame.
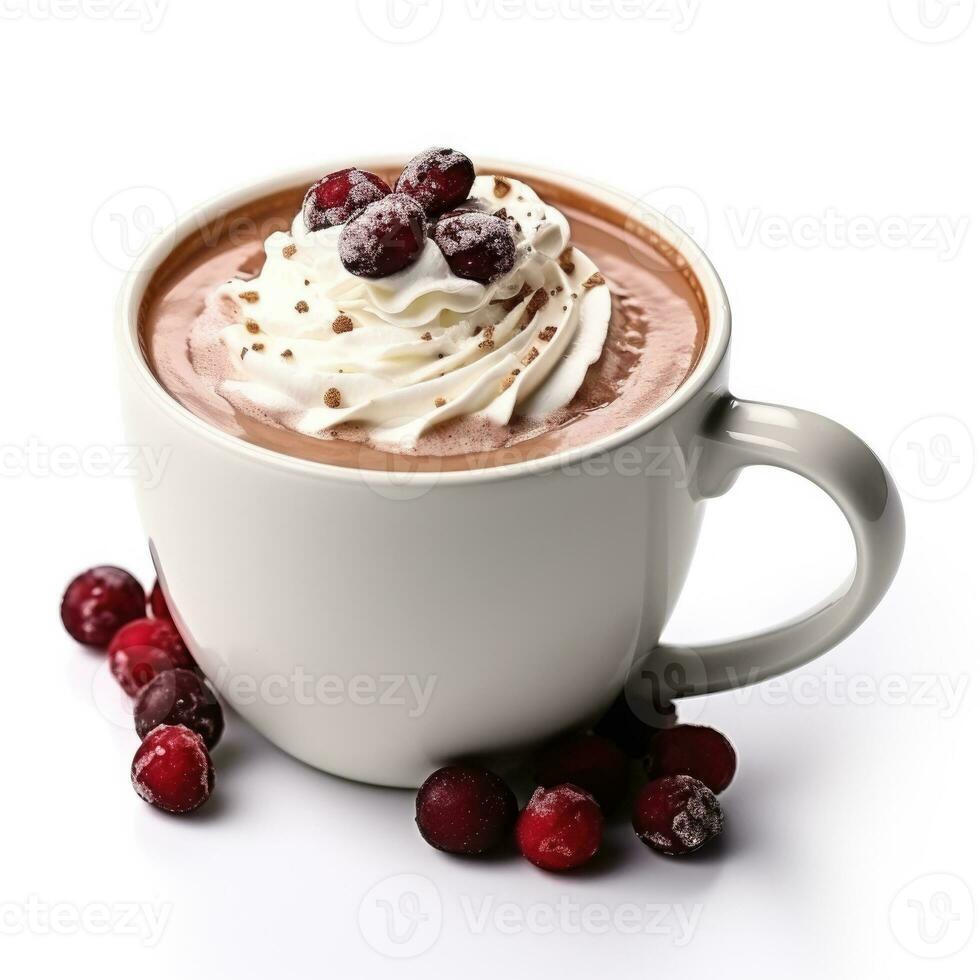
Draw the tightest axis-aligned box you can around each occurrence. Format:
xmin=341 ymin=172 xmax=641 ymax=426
xmin=140 ymin=169 xmax=709 ymax=471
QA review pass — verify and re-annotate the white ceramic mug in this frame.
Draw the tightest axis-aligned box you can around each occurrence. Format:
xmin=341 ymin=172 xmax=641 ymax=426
xmin=117 ymin=160 xmax=905 ymax=787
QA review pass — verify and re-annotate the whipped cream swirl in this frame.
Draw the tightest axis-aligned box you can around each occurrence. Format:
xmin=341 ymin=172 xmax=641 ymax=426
xmin=191 ymin=175 xmax=612 ymax=450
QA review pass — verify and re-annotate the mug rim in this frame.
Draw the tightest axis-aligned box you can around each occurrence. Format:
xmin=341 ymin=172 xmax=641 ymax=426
xmin=117 ymin=156 xmax=732 ymax=486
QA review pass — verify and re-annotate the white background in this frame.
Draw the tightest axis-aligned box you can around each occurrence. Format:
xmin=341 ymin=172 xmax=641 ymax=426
xmin=2 ymin=0 xmax=978 ymax=976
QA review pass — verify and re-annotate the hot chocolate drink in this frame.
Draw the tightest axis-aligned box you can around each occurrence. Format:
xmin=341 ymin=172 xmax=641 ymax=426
xmin=140 ymin=151 xmax=708 ymax=471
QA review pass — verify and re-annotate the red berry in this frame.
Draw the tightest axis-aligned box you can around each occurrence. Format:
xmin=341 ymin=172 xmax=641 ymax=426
xmin=534 ymin=734 xmax=628 ymax=813
xmin=302 ymin=167 xmax=391 ymax=231
xmin=60 ymin=566 xmax=145 ymax=648
xmin=632 ymin=775 xmax=723 ymax=856
xmin=108 ymin=618 xmax=195 ymax=696
xmin=645 ymin=725 xmax=737 ymax=793
xmin=515 ymin=784 xmax=603 ymax=872
xmin=593 ymin=692 xmax=677 ymax=759
xmin=415 ymin=766 xmax=517 ymax=855
xmin=433 ymin=211 xmax=516 ymax=284
xmin=339 ymin=194 xmax=426 ymax=278
xmin=134 ymin=669 xmax=224 ymax=749
xmin=131 ymin=724 xmax=214 ymax=814
xmin=148 ymin=579 xmax=173 ymax=622
xmin=395 ymin=147 xmax=476 ymax=216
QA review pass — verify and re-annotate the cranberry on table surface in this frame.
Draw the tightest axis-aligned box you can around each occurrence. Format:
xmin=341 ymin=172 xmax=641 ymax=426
xmin=60 ymin=566 xmax=145 ymax=648
xmin=395 ymin=147 xmax=476 ymax=216
xmin=645 ymin=724 xmax=737 ymax=794
xmin=302 ymin=167 xmax=391 ymax=232
xmin=433 ymin=211 xmax=516 ymax=284
xmin=148 ymin=579 xmax=173 ymax=622
xmin=339 ymin=194 xmax=427 ymax=279
xmin=131 ymin=725 xmax=214 ymax=815
xmin=632 ymin=775 xmax=723 ymax=857
xmin=515 ymin=784 xmax=603 ymax=872
xmin=415 ymin=765 xmax=517 ymax=855
xmin=134 ymin=669 xmax=224 ymax=750
xmin=533 ymin=733 xmax=628 ymax=814
xmin=593 ymin=692 xmax=677 ymax=758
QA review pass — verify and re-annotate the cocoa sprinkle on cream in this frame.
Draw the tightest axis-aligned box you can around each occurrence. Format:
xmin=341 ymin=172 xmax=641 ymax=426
xmin=583 ymin=272 xmax=605 ymax=289
xmin=324 ymin=388 xmax=342 ymax=409
xmin=245 ymin=320 xmax=261 ymax=334
xmin=238 ymin=290 xmax=260 ymax=304
xmin=282 ymin=244 xmax=297 ymax=259
xmin=332 ymin=314 xmax=353 ymax=334
xmin=295 ymin=300 xmax=309 ymax=314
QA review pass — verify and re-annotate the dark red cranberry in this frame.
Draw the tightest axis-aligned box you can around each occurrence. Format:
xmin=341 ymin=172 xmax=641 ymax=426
xmin=131 ymin=724 xmax=214 ymax=814
xmin=339 ymin=194 xmax=426 ymax=278
xmin=395 ymin=148 xmax=476 ymax=215
xmin=134 ymin=669 xmax=224 ymax=749
xmin=632 ymin=775 xmax=723 ymax=856
xmin=433 ymin=212 xmax=516 ymax=284
xmin=148 ymin=579 xmax=173 ymax=622
xmin=645 ymin=725 xmax=737 ymax=794
xmin=593 ymin=692 xmax=677 ymax=759
xmin=108 ymin=618 xmax=196 ymax=696
xmin=515 ymin=784 xmax=603 ymax=872
xmin=415 ymin=765 xmax=517 ymax=855
xmin=534 ymin=734 xmax=628 ymax=813
xmin=60 ymin=566 xmax=145 ymax=648
xmin=302 ymin=168 xmax=391 ymax=231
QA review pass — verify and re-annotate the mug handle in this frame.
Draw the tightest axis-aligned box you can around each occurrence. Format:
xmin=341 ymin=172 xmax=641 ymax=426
xmin=631 ymin=396 xmax=905 ymax=700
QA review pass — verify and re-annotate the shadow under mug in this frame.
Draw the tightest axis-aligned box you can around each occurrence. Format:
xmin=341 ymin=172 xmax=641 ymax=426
xmin=116 ymin=159 xmax=905 ymax=787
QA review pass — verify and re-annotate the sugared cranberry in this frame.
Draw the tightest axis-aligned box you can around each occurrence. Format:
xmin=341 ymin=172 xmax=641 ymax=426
xmin=109 ymin=617 xmax=190 ymax=663
xmin=433 ymin=212 xmax=516 ymax=284
xmin=148 ymin=579 xmax=173 ymax=622
xmin=534 ymin=734 xmax=628 ymax=813
xmin=515 ymin=784 xmax=603 ymax=872
xmin=108 ymin=618 xmax=195 ymax=696
xmin=395 ymin=147 xmax=476 ymax=216
xmin=593 ymin=692 xmax=677 ymax=759
xmin=131 ymin=724 xmax=214 ymax=815
xmin=134 ymin=669 xmax=224 ymax=749
xmin=632 ymin=775 xmax=723 ymax=857
xmin=302 ymin=168 xmax=391 ymax=231
xmin=339 ymin=194 xmax=426 ymax=278
xmin=645 ymin=725 xmax=737 ymax=794
xmin=60 ymin=566 xmax=145 ymax=648
xmin=415 ymin=765 xmax=517 ymax=855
